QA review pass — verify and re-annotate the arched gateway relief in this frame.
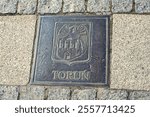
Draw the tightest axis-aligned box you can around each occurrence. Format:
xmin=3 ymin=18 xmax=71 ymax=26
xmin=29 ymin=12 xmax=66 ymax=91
xmin=52 ymin=22 xmax=92 ymax=65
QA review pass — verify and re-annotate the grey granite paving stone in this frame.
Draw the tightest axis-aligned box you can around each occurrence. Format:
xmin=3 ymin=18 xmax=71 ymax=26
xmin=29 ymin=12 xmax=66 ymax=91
xmin=129 ymin=91 xmax=150 ymax=100
xmin=47 ymin=87 xmax=70 ymax=100
xmin=97 ymin=88 xmax=128 ymax=100
xmin=112 ymin=0 xmax=133 ymax=13
xmin=135 ymin=0 xmax=150 ymax=13
xmin=19 ymin=86 xmax=45 ymax=100
xmin=17 ymin=0 xmax=37 ymax=14
xmin=0 ymin=86 xmax=19 ymax=100
xmin=63 ymin=0 xmax=85 ymax=13
xmin=0 ymin=0 xmax=18 ymax=13
xmin=71 ymin=89 xmax=97 ymax=100
xmin=38 ymin=0 xmax=62 ymax=14
xmin=87 ymin=0 xmax=110 ymax=14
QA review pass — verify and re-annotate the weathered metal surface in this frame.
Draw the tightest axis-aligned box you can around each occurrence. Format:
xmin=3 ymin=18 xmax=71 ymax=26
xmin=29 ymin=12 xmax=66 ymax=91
xmin=31 ymin=15 xmax=109 ymax=86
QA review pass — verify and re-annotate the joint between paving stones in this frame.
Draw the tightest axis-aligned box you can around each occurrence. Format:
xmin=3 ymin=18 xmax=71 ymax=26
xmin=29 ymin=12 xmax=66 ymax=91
xmin=36 ymin=0 xmax=39 ymax=15
xmin=44 ymin=87 xmax=48 ymax=100
xmin=28 ymin=15 xmax=39 ymax=85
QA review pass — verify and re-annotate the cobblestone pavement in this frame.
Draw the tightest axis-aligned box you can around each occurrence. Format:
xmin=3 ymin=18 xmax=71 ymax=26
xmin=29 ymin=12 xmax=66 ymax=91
xmin=0 ymin=0 xmax=150 ymax=100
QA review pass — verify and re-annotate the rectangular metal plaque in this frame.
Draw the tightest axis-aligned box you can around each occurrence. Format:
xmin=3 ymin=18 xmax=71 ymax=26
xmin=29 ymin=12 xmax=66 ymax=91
xmin=31 ymin=15 xmax=109 ymax=86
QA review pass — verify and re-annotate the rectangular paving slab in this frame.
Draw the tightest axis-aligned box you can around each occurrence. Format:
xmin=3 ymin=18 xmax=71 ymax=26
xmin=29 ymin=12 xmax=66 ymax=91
xmin=0 ymin=15 xmax=36 ymax=85
xmin=110 ymin=14 xmax=150 ymax=91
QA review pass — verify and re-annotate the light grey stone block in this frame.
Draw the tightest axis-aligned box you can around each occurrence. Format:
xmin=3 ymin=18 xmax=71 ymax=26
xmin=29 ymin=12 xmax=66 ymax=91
xmin=111 ymin=14 xmax=150 ymax=91
xmin=97 ymin=88 xmax=128 ymax=100
xmin=20 ymin=86 xmax=45 ymax=100
xmin=38 ymin=0 xmax=62 ymax=14
xmin=87 ymin=0 xmax=110 ymax=14
xmin=48 ymin=87 xmax=70 ymax=100
xmin=135 ymin=0 xmax=150 ymax=13
xmin=0 ymin=15 xmax=36 ymax=85
xmin=63 ymin=0 xmax=85 ymax=13
xmin=112 ymin=0 xmax=133 ymax=13
xmin=129 ymin=91 xmax=150 ymax=100
xmin=17 ymin=0 xmax=37 ymax=14
xmin=71 ymin=89 xmax=97 ymax=100
xmin=0 ymin=0 xmax=18 ymax=13
xmin=0 ymin=86 xmax=19 ymax=100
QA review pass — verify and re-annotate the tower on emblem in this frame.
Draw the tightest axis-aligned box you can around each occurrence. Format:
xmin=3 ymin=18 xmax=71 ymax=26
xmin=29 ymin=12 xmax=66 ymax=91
xmin=52 ymin=22 xmax=92 ymax=65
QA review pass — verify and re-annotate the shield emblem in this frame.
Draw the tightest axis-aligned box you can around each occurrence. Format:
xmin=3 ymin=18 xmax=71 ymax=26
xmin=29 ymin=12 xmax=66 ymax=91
xmin=52 ymin=22 xmax=92 ymax=65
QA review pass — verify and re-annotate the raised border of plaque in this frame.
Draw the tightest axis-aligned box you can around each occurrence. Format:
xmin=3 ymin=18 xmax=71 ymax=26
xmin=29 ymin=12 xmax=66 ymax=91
xmin=31 ymin=15 xmax=109 ymax=86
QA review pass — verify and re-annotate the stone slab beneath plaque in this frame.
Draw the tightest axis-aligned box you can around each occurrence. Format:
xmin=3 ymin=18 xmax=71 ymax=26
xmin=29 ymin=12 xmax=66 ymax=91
xmin=31 ymin=15 xmax=109 ymax=86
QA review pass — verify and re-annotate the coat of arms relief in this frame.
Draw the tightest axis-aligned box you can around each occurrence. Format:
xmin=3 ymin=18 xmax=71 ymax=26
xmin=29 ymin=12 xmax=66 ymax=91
xmin=52 ymin=22 xmax=92 ymax=65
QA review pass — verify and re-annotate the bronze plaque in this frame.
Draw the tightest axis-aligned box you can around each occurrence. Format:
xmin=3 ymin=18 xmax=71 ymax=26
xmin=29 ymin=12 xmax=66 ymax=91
xmin=31 ymin=15 xmax=109 ymax=86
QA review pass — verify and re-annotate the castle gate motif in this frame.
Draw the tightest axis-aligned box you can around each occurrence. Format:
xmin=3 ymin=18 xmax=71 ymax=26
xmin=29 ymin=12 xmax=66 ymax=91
xmin=52 ymin=22 xmax=92 ymax=65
